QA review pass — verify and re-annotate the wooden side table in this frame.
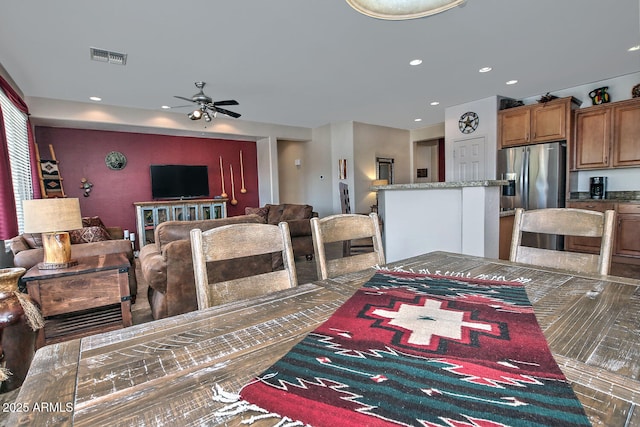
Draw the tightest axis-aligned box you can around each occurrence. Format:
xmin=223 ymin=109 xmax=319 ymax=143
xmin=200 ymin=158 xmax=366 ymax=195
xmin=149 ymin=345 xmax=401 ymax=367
xmin=22 ymin=253 xmax=133 ymax=348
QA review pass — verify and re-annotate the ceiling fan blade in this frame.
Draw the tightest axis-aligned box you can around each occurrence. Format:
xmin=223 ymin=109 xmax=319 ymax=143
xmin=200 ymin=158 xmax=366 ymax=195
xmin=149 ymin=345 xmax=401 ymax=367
xmin=174 ymin=95 xmax=196 ymax=103
xmin=213 ymin=100 xmax=239 ymax=106
xmin=169 ymin=104 xmax=195 ymax=109
xmin=214 ymin=107 xmax=241 ymax=118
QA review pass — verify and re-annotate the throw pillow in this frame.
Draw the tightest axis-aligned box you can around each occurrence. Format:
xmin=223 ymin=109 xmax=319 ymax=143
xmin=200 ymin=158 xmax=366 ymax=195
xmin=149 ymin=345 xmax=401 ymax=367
xmin=82 ymin=216 xmax=106 ymax=228
xmin=280 ymin=204 xmax=313 ymax=221
xmin=244 ymin=206 xmax=269 ymax=223
xmin=265 ymin=204 xmax=284 ymax=224
xmin=22 ymin=233 xmax=43 ymax=249
xmin=69 ymin=226 xmax=112 ymax=244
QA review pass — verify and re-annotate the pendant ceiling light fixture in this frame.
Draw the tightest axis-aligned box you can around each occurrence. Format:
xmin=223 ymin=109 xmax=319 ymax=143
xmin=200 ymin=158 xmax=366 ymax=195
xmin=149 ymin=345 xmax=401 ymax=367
xmin=346 ymin=0 xmax=466 ymax=20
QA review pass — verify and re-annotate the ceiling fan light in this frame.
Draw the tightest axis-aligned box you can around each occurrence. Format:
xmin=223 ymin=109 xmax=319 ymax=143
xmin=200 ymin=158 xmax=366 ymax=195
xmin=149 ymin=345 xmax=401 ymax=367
xmin=188 ymin=109 xmax=203 ymax=120
xmin=346 ymin=0 xmax=465 ymax=20
xmin=203 ymin=112 xmax=212 ymax=122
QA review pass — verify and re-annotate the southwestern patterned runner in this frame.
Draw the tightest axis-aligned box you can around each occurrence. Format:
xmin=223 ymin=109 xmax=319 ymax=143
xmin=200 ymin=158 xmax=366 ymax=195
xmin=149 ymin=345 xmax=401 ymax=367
xmin=217 ymin=271 xmax=591 ymax=426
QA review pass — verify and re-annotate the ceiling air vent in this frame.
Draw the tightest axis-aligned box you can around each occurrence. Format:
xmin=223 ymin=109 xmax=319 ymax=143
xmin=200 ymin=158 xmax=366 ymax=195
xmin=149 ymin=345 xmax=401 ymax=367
xmin=90 ymin=47 xmax=127 ymax=65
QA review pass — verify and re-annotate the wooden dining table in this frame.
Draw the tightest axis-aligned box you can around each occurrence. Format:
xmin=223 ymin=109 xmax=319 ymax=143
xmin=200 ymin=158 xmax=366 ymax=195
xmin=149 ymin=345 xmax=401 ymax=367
xmin=8 ymin=251 xmax=640 ymax=426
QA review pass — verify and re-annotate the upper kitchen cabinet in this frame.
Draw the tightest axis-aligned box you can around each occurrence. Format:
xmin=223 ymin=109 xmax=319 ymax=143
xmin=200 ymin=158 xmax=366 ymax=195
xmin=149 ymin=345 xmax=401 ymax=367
xmin=499 ymin=107 xmax=530 ymax=147
xmin=574 ymin=97 xmax=640 ymax=170
xmin=574 ymin=107 xmax=611 ymax=169
xmin=498 ymin=97 xmax=577 ymax=148
xmin=612 ymin=98 xmax=640 ymax=167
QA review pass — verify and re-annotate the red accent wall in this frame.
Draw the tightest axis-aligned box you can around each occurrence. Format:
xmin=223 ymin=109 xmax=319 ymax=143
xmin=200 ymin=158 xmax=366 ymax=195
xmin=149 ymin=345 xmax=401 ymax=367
xmin=34 ymin=127 xmax=259 ymax=244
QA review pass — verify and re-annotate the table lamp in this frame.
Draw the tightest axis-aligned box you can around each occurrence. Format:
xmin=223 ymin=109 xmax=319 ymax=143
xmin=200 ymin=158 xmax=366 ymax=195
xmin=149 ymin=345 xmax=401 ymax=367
xmin=22 ymin=198 xmax=82 ymax=270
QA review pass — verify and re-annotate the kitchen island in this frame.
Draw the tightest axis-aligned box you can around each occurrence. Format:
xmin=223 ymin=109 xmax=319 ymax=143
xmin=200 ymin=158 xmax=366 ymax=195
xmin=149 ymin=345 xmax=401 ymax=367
xmin=373 ymin=180 xmax=506 ymax=262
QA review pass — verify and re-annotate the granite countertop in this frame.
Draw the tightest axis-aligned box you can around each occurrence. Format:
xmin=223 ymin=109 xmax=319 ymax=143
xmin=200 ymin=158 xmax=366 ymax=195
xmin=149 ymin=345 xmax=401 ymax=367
xmin=372 ymin=180 xmax=508 ymax=191
xmin=569 ymin=191 xmax=640 ymax=202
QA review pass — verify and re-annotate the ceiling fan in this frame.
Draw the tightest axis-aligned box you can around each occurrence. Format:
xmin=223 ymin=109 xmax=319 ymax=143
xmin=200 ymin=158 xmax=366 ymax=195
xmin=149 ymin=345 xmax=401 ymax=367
xmin=173 ymin=81 xmax=241 ymax=121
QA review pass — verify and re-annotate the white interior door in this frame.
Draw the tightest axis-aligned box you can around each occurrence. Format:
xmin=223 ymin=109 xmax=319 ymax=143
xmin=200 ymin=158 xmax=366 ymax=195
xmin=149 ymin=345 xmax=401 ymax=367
xmin=453 ymin=136 xmax=486 ymax=181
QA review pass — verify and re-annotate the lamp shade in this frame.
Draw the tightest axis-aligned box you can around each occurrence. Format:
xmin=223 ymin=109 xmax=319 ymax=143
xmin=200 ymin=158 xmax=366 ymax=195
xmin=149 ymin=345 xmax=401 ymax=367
xmin=346 ymin=0 xmax=465 ymax=20
xmin=22 ymin=198 xmax=82 ymax=233
xmin=372 ymin=179 xmax=389 ymax=187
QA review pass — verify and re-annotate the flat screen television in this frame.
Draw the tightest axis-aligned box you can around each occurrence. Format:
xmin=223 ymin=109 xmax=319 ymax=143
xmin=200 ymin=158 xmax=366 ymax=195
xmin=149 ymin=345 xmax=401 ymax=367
xmin=150 ymin=165 xmax=210 ymax=199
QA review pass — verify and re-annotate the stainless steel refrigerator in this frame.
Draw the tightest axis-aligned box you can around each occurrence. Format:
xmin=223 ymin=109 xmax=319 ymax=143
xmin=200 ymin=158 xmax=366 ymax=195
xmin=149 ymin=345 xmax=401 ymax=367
xmin=497 ymin=141 xmax=566 ymax=250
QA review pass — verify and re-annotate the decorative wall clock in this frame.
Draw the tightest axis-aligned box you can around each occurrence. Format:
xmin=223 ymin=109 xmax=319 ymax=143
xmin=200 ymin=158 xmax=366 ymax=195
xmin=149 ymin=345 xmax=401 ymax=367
xmin=105 ymin=151 xmax=127 ymax=170
xmin=458 ymin=111 xmax=479 ymax=134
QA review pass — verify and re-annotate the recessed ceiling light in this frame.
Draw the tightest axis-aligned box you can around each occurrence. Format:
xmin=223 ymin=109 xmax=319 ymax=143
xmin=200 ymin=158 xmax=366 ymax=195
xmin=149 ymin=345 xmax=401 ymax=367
xmin=628 ymin=45 xmax=640 ymax=52
xmin=414 ymin=118 xmax=423 ymax=122
xmin=479 ymin=67 xmax=492 ymax=73
xmin=89 ymin=96 xmax=102 ymax=101
xmin=506 ymin=80 xmax=518 ymax=85
xmin=161 ymin=105 xmax=171 ymax=109
xmin=409 ymin=59 xmax=423 ymax=66
xmin=430 ymin=101 xmax=440 ymax=106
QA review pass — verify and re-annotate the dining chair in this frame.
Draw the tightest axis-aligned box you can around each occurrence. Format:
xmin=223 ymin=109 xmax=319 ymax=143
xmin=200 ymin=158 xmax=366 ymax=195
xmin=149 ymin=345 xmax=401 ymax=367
xmin=509 ymin=207 xmax=615 ymax=275
xmin=190 ymin=222 xmax=297 ymax=310
xmin=311 ymin=213 xmax=385 ymax=280
xmin=339 ymin=182 xmax=374 ymax=256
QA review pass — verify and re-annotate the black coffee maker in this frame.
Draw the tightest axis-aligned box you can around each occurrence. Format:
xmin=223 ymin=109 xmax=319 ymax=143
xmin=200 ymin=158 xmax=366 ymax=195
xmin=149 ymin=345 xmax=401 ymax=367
xmin=590 ymin=177 xmax=607 ymax=199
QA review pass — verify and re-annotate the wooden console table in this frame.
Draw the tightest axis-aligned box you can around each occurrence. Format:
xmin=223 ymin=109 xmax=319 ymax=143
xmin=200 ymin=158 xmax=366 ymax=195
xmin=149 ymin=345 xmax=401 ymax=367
xmin=22 ymin=253 xmax=132 ymax=348
xmin=134 ymin=199 xmax=228 ymax=248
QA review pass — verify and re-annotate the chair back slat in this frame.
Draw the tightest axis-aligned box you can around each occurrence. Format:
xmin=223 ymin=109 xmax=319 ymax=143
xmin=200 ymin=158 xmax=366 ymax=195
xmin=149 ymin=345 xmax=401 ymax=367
xmin=326 ymin=252 xmax=382 ymax=278
xmin=191 ymin=222 xmax=297 ymax=310
xmin=519 ymin=208 xmax=605 ymax=237
xmin=206 ymin=270 xmax=294 ymax=307
xmin=201 ymin=223 xmax=285 ymax=260
xmin=510 ymin=208 xmax=615 ymax=275
xmin=311 ymin=213 xmax=385 ymax=280
xmin=514 ymin=246 xmax=602 ymax=275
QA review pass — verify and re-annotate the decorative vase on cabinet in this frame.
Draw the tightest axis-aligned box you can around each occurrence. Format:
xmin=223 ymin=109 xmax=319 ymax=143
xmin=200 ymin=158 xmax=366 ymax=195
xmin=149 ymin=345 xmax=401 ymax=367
xmin=0 ymin=267 xmax=43 ymax=392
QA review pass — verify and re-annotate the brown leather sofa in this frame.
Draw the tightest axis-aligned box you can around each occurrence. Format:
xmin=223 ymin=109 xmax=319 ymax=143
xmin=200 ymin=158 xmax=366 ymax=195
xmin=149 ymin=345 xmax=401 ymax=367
xmin=245 ymin=204 xmax=317 ymax=260
xmin=9 ymin=218 xmax=137 ymax=300
xmin=139 ymin=214 xmax=273 ymax=320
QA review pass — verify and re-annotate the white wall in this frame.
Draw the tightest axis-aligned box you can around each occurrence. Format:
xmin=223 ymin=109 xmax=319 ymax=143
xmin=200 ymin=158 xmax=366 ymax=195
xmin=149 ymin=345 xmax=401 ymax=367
xmin=353 ymin=122 xmax=410 ymax=213
xmin=329 ymin=122 xmax=355 ymax=214
xmin=301 ymin=125 xmax=334 ymax=217
xmin=411 ymin=122 xmax=445 ymax=184
xmin=444 ymin=96 xmax=499 ymax=181
xmin=410 ymin=122 xmax=445 ymax=143
xmin=278 ymin=140 xmax=307 ymax=204
xmin=521 ymin=72 xmax=640 ymax=109
xmin=414 ymin=140 xmax=439 ymax=183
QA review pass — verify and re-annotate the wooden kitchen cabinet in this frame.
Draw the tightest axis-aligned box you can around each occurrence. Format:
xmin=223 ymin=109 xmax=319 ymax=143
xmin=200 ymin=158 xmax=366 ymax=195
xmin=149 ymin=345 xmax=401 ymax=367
xmin=499 ymin=108 xmax=530 ymax=147
xmin=615 ymin=203 xmax=640 ymax=258
xmin=612 ymin=99 xmax=640 ymax=167
xmin=574 ymin=97 xmax=640 ymax=169
xmin=574 ymin=107 xmax=610 ymax=169
xmin=565 ymin=201 xmax=615 ymax=253
xmin=530 ymin=101 xmax=569 ymax=142
xmin=499 ymin=97 xmax=576 ymax=148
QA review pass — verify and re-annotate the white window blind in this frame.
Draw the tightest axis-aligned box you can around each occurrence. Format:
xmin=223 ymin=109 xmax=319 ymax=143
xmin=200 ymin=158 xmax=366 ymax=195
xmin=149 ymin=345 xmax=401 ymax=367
xmin=0 ymin=88 xmax=33 ymax=233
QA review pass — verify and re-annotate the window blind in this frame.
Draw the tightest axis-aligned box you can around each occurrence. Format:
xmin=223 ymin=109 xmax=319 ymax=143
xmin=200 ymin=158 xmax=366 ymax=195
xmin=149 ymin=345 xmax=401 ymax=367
xmin=0 ymin=88 xmax=32 ymax=233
